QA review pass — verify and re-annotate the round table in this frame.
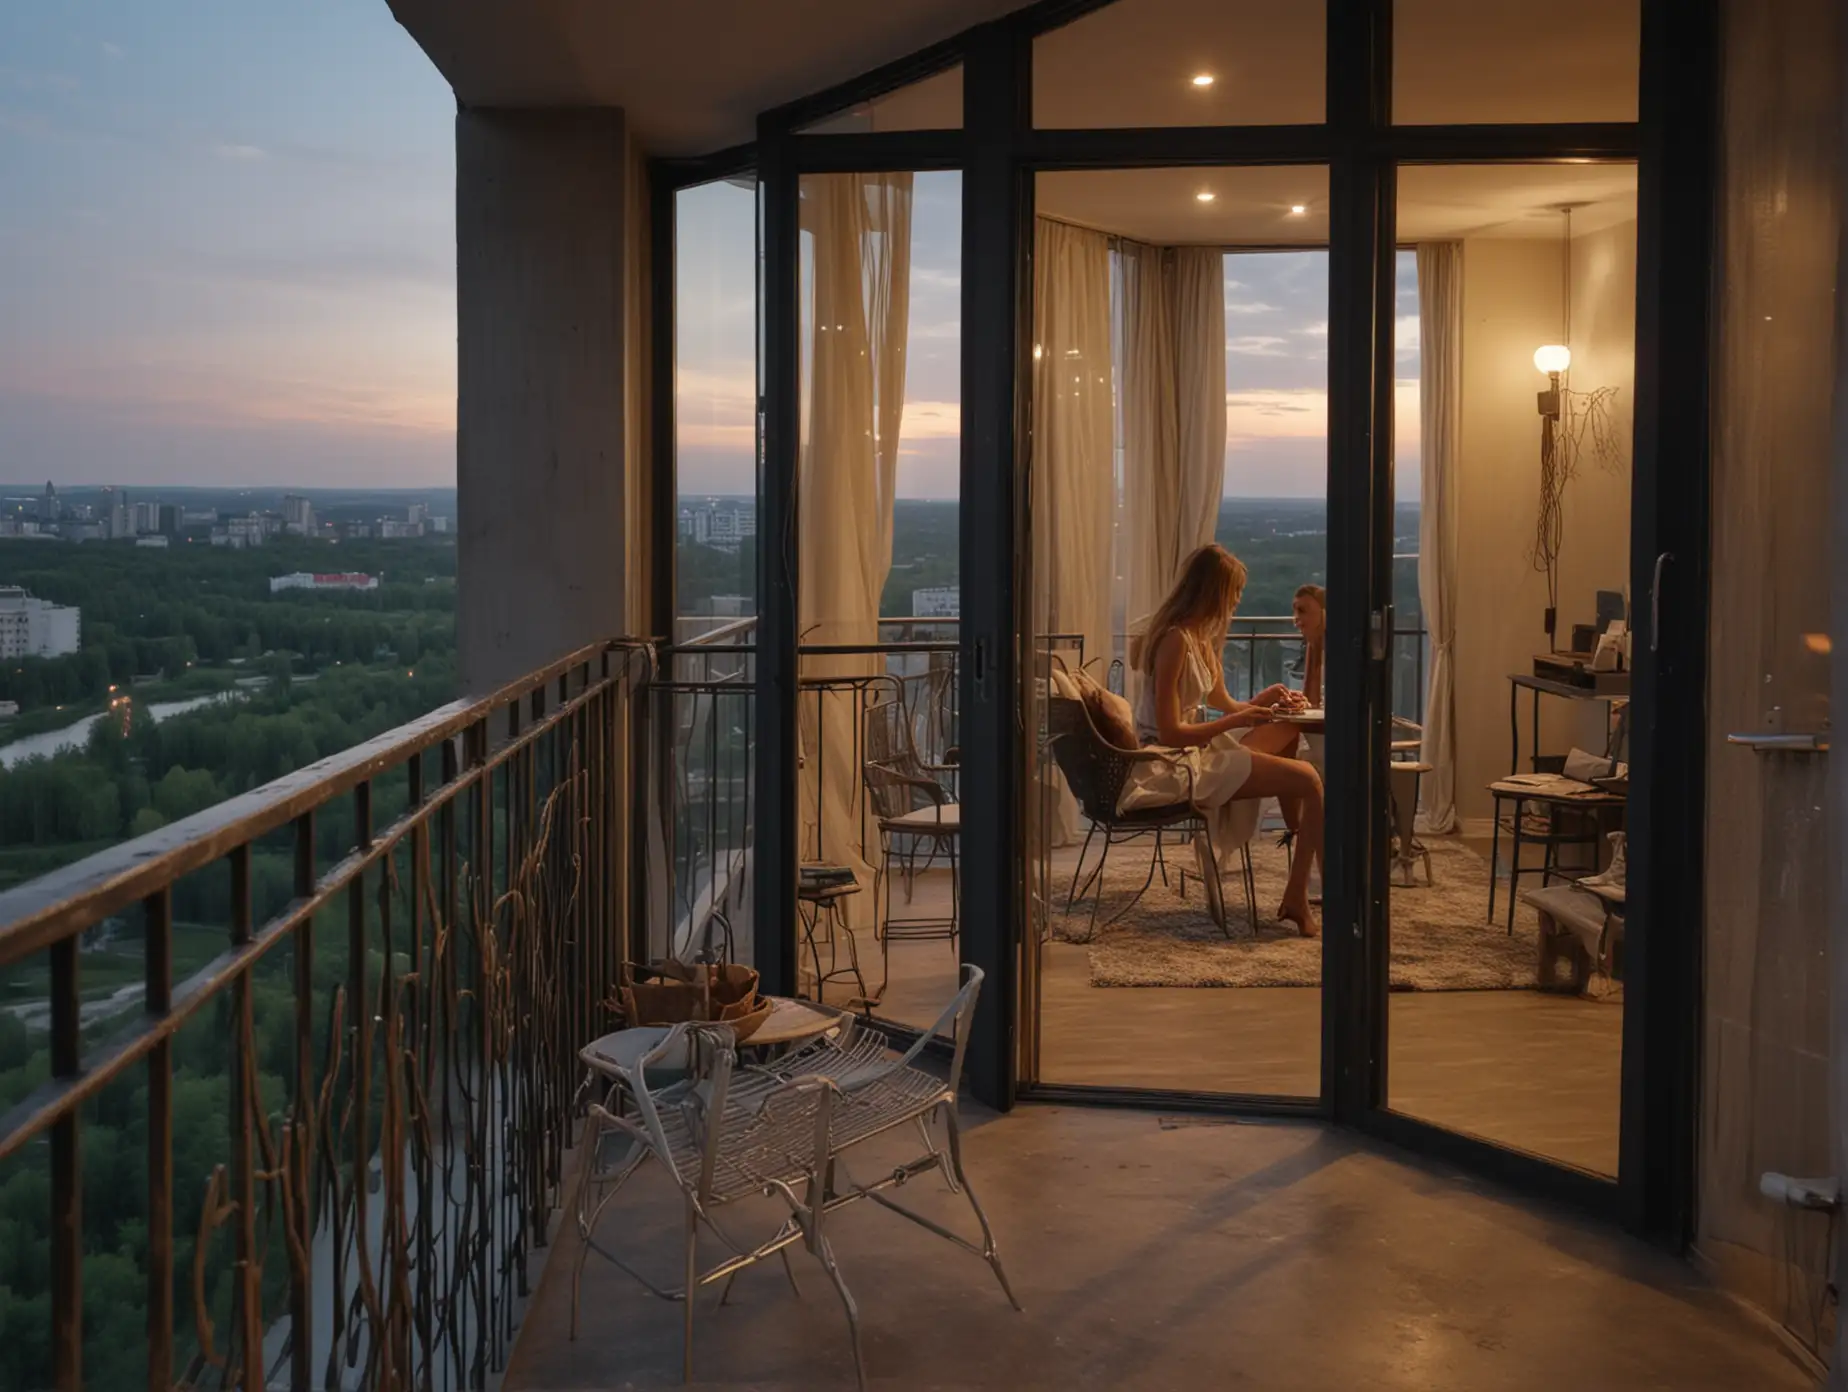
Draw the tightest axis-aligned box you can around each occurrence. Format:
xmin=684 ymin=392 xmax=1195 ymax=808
xmin=580 ymin=996 xmax=844 ymax=1084
xmin=1270 ymin=707 xmax=1325 ymax=733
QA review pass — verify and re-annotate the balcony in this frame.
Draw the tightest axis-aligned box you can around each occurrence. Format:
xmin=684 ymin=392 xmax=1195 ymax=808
xmin=0 ymin=637 xmax=1810 ymax=1389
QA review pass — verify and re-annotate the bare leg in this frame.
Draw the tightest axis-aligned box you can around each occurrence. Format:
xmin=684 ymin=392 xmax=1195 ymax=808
xmin=1235 ymin=752 xmax=1324 ymax=936
xmin=1239 ymin=723 xmax=1309 ymax=868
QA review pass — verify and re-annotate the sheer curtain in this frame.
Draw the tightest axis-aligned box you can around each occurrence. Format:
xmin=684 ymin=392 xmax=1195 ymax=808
xmin=1033 ymin=217 xmax=1115 ymax=841
xmin=798 ymin=173 xmax=913 ymax=909
xmin=1034 ymin=218 xmax=1116 ymax=677
xmin=1416 ymin=241 xmax=1462 ymax=831
xmin=1119 ymin=241 xmax=1227 ymax=686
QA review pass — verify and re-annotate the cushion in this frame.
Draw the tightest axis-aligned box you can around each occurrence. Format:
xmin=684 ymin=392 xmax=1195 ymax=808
xmin=1071 ymin=669 xmax=1139 ymax=752
xmin=1562 ymin=746 xmax=1615 ymax=782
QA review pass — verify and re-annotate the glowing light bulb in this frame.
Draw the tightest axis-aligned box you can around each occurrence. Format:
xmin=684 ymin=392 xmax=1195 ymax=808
xmin=1191 ymin=74 xmax=1215 ymax=88
xmin=1196 ymin=190 xmax=1216 ymax=203
xmin=1533 ymin=344 xmax=1571 ymax=374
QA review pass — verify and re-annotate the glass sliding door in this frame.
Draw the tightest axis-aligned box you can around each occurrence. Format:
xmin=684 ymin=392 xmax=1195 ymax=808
xmin=793 ymin=169 xmax=963 ymax=1030
xmin=1024 ymin=165 xmax=1331 ymax=1098
xmin=660 ymin=176 xmax=759 ymax=967
xmin=1382 ymin=162 xmax=1638 ymax=1176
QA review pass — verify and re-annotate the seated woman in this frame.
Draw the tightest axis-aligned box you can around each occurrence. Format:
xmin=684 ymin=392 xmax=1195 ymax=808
xmin=1291 ymin=583 xmax=1326 ymax=708
xmin=1121 ymin=544 xmax=1324 ymax=937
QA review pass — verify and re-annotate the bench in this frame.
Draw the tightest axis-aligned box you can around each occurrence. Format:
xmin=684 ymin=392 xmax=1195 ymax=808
xmin=1522 ymin=883 xmax=1621 ymax=997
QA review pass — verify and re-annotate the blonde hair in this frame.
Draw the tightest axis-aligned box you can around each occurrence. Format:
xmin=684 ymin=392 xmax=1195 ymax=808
xmin=1134 ymin=544 xmax=1248 ymax=674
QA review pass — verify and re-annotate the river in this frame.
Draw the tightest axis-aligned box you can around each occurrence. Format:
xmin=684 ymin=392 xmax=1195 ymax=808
xmin=0 ymin=689 xmax=250 ymax=769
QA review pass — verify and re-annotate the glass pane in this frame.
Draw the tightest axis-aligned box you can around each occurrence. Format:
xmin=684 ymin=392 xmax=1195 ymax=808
xmin=1027 ymin=167 xmax=1329 ymax=1096
xmin=1034 ymin=0 xmax=1325 ymax=129
xmin=1386 ymin=163 xmax=1638 ymax=1177
xmin=796 ymin=171 xmax=962 ymax=1033
xmin=1394 ymin=0 xmax=1640 ymax=125
xmin=671 ymin=178 xmax=759 ymax=971
xmin=799 ymin=65 xmax=961 ymax=133
xmin=675 ymin=179 xmax=758 ymax=634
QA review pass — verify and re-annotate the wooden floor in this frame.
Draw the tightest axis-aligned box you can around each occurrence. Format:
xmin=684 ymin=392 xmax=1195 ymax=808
xmin=820 ymin=839 xmax=1621 ymax=1177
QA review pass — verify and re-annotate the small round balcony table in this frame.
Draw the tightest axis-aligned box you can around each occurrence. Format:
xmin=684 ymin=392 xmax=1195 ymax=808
xmin=579 ymin=997 xmax=846 ymax=1095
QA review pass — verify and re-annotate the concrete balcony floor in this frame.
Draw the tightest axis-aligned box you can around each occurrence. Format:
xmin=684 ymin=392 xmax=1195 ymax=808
xmin=507 ymin=1103 xmax=1807 ymax=1390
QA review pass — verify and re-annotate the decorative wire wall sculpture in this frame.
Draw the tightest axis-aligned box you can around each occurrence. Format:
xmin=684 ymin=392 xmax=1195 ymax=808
xmin=1533 ymin=377 xmax=1624 ymax=637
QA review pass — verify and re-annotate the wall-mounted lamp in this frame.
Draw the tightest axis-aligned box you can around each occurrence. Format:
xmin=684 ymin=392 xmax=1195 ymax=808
xmin=1534 ymin=344 xmax=1569 ymax=420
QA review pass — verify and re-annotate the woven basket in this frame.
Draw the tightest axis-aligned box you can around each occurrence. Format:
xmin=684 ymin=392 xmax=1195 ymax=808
xmin=618 ymin=961 xmax=769 ymax=1041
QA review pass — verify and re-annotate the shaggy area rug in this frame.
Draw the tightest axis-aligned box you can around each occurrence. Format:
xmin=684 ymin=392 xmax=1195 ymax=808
xmin=1051 ymin=834 xmax=1551 ymax=991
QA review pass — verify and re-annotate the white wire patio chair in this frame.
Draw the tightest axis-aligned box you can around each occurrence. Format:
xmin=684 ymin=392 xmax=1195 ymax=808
xmin=568 ymin=964 xmax=1019 ymax=1388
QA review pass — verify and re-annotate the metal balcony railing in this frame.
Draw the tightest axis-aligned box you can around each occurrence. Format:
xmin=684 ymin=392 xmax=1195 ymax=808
xmin=0 ymin=640 xmax=650 ymax=1392
xmin=655 ymin=610 xmax=1429 ymax=963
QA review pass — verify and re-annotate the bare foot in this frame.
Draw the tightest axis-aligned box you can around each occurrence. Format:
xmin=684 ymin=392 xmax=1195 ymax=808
xmin=1278 ymin=900 xmax=1320 ymax=939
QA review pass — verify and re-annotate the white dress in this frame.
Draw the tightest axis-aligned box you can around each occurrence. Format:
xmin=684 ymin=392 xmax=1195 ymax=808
xmin=1117 ymin=637 xmax=1262 ymax=863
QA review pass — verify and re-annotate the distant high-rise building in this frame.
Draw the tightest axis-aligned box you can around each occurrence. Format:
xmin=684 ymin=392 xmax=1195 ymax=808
xmin=97 ymin=486 xmax=129 ymax=540
xmin=38 ymin=481 xmax=58 ymax=525
xmin=132 ymin=501 xmax=161 ymax=535
xmin=215 ymin=513 xmax=267 ymax=549
xmin=678 ymin=500 xmax=755 ymax=552
xmin=282 ymin=494 xmax=315 ymax=535
xmin=157 ymin=504 xmax=181 ymax=536
xmin=407 ymin=503 xmax=428 ymax=528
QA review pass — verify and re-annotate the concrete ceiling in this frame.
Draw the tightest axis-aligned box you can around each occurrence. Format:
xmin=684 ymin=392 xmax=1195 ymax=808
xmin=388 ymin=0 xmax=1639 ymax=154
xmin=385 ymin=0 xmax=1018 ymax=155
xmin=1036 ymin=163 xmax=1638 ymax=247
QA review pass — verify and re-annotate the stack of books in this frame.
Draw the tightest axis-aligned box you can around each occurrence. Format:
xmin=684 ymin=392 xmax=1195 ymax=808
xmin=799 ymin=863 xmax=857 ymax=892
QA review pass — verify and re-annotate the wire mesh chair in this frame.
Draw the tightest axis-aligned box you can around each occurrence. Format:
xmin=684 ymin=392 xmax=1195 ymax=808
xmin=569 ymin=965 xmax=1019 ymax=1389
xmin=1046 ymin=695 xmax=1257 ymax=941
xmin=864 ymin=689 xmax=960 ymax=901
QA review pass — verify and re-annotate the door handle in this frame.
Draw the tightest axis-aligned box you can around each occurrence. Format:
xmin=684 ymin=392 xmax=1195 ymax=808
xmin=1369 ymin=605 xmax=1394 ymax=662
xmin=1650 ymin=552 xmax=1671 ymax=653
xmin=1726 ymin=732 xmax=1830 ymax=753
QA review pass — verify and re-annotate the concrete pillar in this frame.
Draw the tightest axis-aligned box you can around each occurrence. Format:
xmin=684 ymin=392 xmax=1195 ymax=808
xmin=456 ymin=108 xmax=629 ymax=695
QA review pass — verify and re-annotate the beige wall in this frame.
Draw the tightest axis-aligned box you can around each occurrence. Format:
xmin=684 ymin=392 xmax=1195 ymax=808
xmin=1451 ymin=227 xmax=1636 ymax=825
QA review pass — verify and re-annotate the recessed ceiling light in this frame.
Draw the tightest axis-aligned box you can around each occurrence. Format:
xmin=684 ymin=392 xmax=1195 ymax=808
xmin=1197 ymin=191 xmax=1216 ymax=203
xmin=1290 ymin=204 xmax=1307 ymax=215
xmin=1191 ymin=74 xmax=1215 ymax=88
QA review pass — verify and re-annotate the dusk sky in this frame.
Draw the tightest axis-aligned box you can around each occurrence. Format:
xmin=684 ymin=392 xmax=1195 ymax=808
xmin=2 ymin=5 xmax=1418 ymax=499
xmin=0 ymin=1 xmax=455 ymax=489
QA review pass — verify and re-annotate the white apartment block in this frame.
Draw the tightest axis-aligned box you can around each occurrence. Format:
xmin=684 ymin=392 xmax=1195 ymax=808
xmin=0 ymin=586 xmax=81 ymax=658
xmin=910 ymin=586 xmax=961 ymax=618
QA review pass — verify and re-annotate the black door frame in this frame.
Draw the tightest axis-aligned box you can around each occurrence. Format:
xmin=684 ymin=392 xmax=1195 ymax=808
xmin=660 ymin=0 xmax=1715 ymax=1246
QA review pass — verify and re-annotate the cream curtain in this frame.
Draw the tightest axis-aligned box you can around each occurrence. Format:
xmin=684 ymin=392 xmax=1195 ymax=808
xmin=1416 ymin=241 xmax=1462 ymax=832
xmin=1034 ymin=219 xmax=1116 ymax=678
xmin=1032 ymin=218 xmax=1115 ymax=843
xmin=798 ymin=173 xmax=913 ymax=914
xmin=1120 ymin=241 xmax=1227 ymax=684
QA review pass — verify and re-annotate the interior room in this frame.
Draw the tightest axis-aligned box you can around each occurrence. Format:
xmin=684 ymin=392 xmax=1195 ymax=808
xmin=797 ymin=158 xmax=1637 ymax=1176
